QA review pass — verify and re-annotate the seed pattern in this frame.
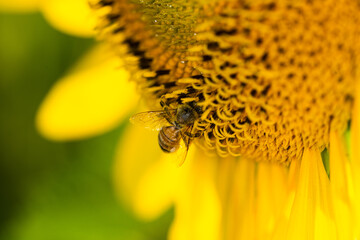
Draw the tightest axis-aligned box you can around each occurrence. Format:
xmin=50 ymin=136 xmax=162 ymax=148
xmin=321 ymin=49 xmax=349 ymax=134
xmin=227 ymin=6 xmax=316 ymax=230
xmin=92 ymin=0 xmax=360 ymax=164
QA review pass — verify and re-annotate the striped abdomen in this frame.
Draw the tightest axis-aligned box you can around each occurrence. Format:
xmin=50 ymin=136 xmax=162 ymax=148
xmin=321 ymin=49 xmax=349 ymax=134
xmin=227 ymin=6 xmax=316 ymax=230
xmin=158 ymin=126 xmax=181 ymax=153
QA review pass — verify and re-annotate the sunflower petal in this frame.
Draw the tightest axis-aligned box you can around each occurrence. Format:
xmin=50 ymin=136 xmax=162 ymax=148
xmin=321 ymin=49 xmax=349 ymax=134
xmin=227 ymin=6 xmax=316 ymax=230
xmin=169 ymin=151 xmax=221 ymax=240
xmin=229 ymin=158 xmax=256 ymax=240
xmin=36 ymin=45 xmax=138 ymax=141
xmin=256 ymin=162 xmax=288 ymax=239
xmin=350 ymin=77 xmax=360 ymax=238
xmin=330 ymin=131 xmax=355 ymax=240
xmin=115 ymin=122 xmax=196 ymax=220
xmin=132 ymin=151 xmax=189 ymax=220
xmin=353 ymin=66 xmax=360 ymax=167
xmin=40 ymin=0 xmax=96 ymax=37
xmin=114 ymin=123 xmax=160 ymax=202
xmin=286 ymin=149 xmax=337 ymax=240
xmin=0 ymin=0 xmax=41 ymax=12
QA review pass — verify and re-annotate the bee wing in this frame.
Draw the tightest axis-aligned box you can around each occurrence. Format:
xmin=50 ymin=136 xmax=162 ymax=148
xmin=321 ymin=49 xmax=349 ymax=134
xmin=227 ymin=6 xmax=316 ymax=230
xmin=174 ymin=132 xmax=191 ymax=167
xmin=130 ymin=111 xmax=171 ymax=131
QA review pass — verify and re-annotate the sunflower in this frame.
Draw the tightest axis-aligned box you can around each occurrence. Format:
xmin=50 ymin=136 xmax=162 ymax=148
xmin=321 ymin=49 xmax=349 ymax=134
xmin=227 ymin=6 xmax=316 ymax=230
xmin=33 ymin=0 xmax=360 ymax=239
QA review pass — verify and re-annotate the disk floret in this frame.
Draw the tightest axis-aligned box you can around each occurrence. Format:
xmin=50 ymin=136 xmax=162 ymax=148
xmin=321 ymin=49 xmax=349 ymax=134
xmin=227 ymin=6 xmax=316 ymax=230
xmin=93 ymin=0 xmax=360 ymax=163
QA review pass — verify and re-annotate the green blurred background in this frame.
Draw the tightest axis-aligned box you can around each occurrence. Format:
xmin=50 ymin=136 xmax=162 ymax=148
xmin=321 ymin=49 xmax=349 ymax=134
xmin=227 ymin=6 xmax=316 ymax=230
xmin=0 ymin=12 xmax=172 ymax=240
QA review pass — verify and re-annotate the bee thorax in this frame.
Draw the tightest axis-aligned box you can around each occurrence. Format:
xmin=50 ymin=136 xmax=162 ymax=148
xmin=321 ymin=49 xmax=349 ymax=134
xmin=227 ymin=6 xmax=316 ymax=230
xmin=176 ymin=105 xmax=198 ymax=126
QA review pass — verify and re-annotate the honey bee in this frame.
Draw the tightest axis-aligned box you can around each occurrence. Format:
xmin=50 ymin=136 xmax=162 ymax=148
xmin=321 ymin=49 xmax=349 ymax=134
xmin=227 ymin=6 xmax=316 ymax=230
xmin=130 ymin=104 xmax=201 ymax=166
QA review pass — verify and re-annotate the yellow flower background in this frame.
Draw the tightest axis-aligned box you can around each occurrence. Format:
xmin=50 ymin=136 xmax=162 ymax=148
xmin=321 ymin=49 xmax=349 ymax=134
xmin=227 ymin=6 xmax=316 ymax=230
xmin=1 ymin=0 xmax=360 ymax=240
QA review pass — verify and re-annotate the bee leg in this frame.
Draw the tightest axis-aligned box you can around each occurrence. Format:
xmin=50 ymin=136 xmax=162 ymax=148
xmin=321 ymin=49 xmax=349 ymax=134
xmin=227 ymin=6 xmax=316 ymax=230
xmin=184 ymin=132 xmax=191 ymax=137
xmin=160 ymin=99 xmax=166 ymax=107
xmin=184 ymin=132 xmax=202 ymax=138
xmin=193 ymin=132 xmax=202 ymax=138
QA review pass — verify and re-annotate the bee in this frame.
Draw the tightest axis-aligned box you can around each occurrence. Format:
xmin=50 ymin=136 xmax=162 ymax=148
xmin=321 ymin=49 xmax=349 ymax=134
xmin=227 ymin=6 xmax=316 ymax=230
xmin=130 ymin=104 xmax=201 ymax=166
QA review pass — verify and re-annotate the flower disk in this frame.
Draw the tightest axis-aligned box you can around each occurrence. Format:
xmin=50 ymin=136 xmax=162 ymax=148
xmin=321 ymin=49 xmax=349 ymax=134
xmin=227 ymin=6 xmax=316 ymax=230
xmin=92 ymin=0 xmax=360 ymax=164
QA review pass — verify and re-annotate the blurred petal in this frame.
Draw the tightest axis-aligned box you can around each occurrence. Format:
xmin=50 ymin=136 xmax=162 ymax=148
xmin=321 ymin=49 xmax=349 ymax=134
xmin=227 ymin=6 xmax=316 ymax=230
xmin=227 ymin=158 xmax=256 ymax=240
xmin=330 ymin=131 xmax=355 ymax=240
xmin=352 ymin=69 xmax=360 ymax=167
xmin=169 ymin=151 xmax=221 ymax=240
xmin=256 ymin=162 xmax=288 ymax=239
xmin=133 ymin=155 xmax=178 ymax=220
xmin=286 ymin=149 xmax=337 ymax=240
xmin=351 ymin=78 xmax=360 ymax=237
xmin=271 ymin=160 xmax=299 ymax=240
xmin=41 ymin=0 xmax=96 ymax=37
xmin=134 ymin=148 xmax=198 ymax=221
xmin=0 ymin=0 xmax=41 ymax=12
xmin=115 ymin=122 xmax=181 ymax=220
xmin=36 ymin=44 xmax=138 ymax=141
xmin=114 ymin=123 xmax=161 ymax=206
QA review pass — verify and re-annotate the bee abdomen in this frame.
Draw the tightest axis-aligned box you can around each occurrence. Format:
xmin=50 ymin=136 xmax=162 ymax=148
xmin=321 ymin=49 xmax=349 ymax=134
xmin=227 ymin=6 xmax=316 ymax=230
xmin=158 ymin=126 xmax=180 ymax=153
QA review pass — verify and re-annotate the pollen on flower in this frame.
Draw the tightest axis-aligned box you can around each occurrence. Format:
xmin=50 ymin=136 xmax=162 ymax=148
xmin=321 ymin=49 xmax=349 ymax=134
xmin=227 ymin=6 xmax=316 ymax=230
xmin=92 ymin=0 xmax=360 ymax=164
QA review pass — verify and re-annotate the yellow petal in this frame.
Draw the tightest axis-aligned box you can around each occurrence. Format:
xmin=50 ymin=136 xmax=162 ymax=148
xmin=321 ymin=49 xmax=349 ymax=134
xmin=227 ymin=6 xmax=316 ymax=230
xmin=351 ymin=148 xmax=360 ymax=238
xmin=227 ymin=158 xmax=256 ymax=240
xmin=133 ymin=155 xmax=179 ymax=220
xmin=352 ymin=70 xmax=360 ymax=167
xmin=351 ymin=73 xmax=360 ymax=162
xmin=286 ymin=149 xmax=337 ymax=240
xmin=169 ymin=151 xmax=221 ymax=240
xmin=256 ymin=162 xmax=289 ymax=239
xmin=114 ymin=123 xmax=161 ymax=207
xmin=330 ymin=131 xmax=355 ymax=240
xmin=351 ymin=69 xmax=360 ymax=238
xmin=40 ymin=0 xmax=96 ymax=37
xmin=0 ymin=0 xmax=41 ymax=12
xmin=115 ymin=122 xmax=189 ymax=220
xmin=36 ymin=44 xmax=138 ymax=141
xmin=216 ymin=157 xmax=237 ymax=204
xmin=272 ymin=160 xmax=298 ymax=240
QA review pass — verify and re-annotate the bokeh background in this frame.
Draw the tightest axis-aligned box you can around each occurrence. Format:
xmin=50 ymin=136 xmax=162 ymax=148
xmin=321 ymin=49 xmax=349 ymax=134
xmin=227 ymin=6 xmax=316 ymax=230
xmin=0 ymin=11 xmax=172 ymax=240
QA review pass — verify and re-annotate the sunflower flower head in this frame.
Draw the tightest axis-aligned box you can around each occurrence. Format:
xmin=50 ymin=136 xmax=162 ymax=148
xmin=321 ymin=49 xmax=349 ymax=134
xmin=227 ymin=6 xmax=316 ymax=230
xmin=92 ymin=0 xmax=360 ymax=164
xmin=33 ymin=0 xmax=360 ymax=239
